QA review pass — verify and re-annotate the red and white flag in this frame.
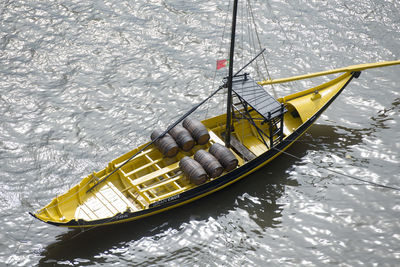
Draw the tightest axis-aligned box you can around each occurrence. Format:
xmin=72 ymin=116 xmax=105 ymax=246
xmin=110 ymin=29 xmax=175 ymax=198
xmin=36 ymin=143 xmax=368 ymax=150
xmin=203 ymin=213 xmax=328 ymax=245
xmin=216 ymin=59 xmax=229 ymax=70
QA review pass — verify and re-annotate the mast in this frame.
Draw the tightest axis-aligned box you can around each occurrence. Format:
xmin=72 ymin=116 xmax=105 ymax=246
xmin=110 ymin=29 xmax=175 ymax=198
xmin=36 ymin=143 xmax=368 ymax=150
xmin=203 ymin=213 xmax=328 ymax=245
xmin=224 ymin=0 xmax=239 ymax=148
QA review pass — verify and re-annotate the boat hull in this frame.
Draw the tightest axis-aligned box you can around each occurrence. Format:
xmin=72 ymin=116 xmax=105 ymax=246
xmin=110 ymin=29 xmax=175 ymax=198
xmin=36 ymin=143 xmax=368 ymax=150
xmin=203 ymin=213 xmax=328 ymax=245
xmin=31 ymin=71 xmax=358 ymax=228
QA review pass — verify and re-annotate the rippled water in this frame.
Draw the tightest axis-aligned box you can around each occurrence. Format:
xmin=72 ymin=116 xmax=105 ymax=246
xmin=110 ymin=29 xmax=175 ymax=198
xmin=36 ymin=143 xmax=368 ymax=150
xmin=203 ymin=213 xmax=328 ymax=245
xmin=1 ymin=0 xmax=399 ymax=266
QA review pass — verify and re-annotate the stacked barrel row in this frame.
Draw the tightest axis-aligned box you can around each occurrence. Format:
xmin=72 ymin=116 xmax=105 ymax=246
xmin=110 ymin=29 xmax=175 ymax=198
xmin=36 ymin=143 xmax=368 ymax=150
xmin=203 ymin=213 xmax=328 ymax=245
xmin=151 ymin=118 xmax=238 ymax=185
xmin=180 ymin=143 xmax=238 ymax=185
xmin=151 ymin=117 xmax=210 ymax=157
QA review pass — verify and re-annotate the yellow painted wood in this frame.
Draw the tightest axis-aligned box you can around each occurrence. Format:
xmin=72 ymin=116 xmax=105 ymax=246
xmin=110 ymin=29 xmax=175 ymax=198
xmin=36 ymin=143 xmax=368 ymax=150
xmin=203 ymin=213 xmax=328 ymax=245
xmin=242 ymin=136 xmax=267 ymax=156
xmin=140 ymin=174 xmax=183 ymax=193
xmin=131 ymin=162 xmax=180 ymax=186
xmin=259 ymin=60 xmax=400 ymax=85
xmin=279 ymin=72 xmax=352 ymax=103
xmin=125 ymin=158 xmax=163 ymax=177
xmin=114 ymin=147 xmax=158 ymax=168
xmin=286 ymin=73 xmax=352 ymax=123
xmin=121 ymin=175 xmax=152 ymax=204
xmin=147 ymin=157 xmax=183 ymax=193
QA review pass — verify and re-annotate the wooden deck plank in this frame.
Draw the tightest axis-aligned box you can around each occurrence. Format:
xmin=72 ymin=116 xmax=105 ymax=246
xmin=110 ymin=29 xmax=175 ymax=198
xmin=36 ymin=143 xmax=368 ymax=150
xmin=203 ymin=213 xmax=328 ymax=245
xmin=97 ymin=181 xmax=137 ymax=213
xmin=125 ymin=158 xmax=163 ymax=177
xmin=147 ymin=155 xmax=182 ymax=191
xmin=131 ymin=162 xmax=179 ymax=186
xmin=106 ymin=182 xmax=138 ymax=211
xmin=75 ymin=181 xmax=139 ymax=221
xmin=223 ymin=133 xmax=257 ymax=161
xmin=140 ymin=174 xmax=183 ymax=193
xmin=114 ymin=147 xmax=158 ymax=168
xmin=77 ymin=204 xmax=96 ymax=221
xmin=120 ymin=174 xmax=152 ymax=204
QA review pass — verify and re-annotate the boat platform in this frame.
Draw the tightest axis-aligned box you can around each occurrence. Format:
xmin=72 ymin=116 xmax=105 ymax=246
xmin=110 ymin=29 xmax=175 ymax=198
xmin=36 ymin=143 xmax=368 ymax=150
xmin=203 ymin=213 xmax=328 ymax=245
xmin=231 ymin=74 xmax=286 ymax=121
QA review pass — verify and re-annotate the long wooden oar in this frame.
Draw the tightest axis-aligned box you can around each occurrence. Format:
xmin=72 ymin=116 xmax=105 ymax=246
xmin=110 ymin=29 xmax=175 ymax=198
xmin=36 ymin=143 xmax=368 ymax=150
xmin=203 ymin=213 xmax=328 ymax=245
xmin=259 ymin=60 xmax=400 ymax=86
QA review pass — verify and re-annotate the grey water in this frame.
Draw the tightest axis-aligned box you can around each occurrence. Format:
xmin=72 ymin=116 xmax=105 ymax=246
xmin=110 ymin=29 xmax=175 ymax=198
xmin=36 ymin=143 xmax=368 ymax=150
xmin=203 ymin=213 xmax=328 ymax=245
xmin=1 ymin=0 xmax=399 ymax=266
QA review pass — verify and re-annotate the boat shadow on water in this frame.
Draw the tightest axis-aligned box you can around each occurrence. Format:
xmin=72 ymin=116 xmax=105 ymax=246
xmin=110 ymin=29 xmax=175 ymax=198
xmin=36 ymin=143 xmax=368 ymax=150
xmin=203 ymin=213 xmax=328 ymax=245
xmin=38 ymin=123 xmax=364 ymax=265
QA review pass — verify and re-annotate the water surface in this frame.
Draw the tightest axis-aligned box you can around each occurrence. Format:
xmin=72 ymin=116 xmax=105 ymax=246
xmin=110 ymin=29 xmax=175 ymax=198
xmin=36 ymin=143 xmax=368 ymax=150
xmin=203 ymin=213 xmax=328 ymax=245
xmin=1 ymin=0 xmax=399 ymax=266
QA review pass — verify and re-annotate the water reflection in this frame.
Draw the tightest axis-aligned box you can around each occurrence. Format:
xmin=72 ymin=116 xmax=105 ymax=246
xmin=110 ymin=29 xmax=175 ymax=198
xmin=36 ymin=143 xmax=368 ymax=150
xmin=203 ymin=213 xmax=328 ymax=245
xmin=37 ymin=123 xmax=368 ymax=265
xmin=370 ymin=97 xmax=399 ymax=131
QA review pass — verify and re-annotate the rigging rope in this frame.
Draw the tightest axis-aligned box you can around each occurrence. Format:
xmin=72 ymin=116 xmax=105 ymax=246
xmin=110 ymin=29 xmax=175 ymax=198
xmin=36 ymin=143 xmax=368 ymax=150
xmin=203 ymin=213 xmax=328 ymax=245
xmin=246 ymin=0 xmax=278 ymax=98
xmin=7 ymin=217 xmax=34 ymax=266
xmin=271 ymin=146 xmax=400 ymax=192
xmin=205 ymin=0 xmax=232 ymax=119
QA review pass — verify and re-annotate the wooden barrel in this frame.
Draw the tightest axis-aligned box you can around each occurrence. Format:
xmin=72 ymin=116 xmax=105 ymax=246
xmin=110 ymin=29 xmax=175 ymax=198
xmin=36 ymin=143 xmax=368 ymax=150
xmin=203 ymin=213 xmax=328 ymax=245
xmin=150 ymin=129 xmax=179 ymax=157
xmin=169 ymin=125 xmax=195 ymax=151
xmin=209 ymin=143 xmax=238 ymax=171
xmin=194 ymin=149 xmax=223 ymax=178
xmin=182 ymin=118 xmax=210 ymax=145
xmin=179 ymin=156 xmax=208 ymax=185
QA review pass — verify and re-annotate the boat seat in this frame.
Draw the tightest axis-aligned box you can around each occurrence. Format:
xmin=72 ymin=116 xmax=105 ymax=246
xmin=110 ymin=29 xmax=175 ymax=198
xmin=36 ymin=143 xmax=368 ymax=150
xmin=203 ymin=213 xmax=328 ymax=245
xmin=132 ymin=162 xmax=180 ymax=186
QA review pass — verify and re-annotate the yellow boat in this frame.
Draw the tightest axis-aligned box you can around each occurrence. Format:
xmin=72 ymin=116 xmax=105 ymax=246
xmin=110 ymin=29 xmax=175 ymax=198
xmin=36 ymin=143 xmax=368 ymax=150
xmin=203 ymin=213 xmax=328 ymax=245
xmin=30 ymin=60 xmax=400 ymax=228
xmin=30 ymin=0 xmax=400 ymax=228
